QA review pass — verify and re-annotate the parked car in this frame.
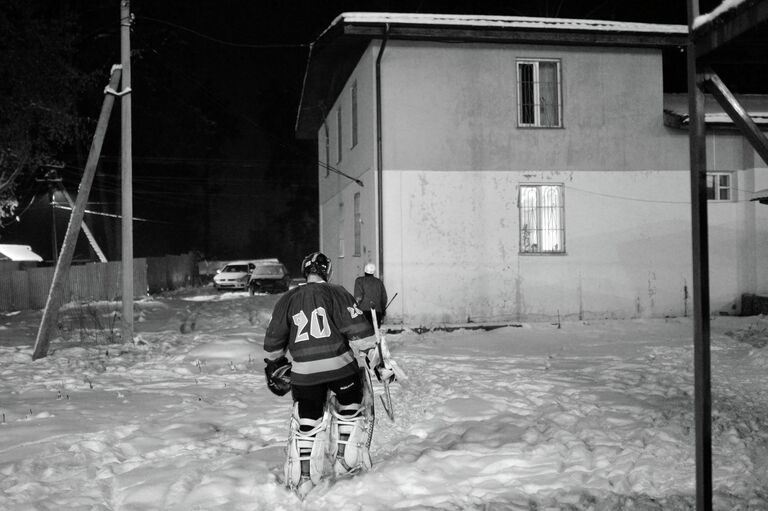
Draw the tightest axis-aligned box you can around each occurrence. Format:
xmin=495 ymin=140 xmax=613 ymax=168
xmin=248 ymin=259 xmax=292 ymax=295
xmin=213 ymin=261 xmax=256 ymax=291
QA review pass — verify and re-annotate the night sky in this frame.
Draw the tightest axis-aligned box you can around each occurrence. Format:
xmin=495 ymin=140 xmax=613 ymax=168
xmin=1 ymin=1 xmax=736 ymax=274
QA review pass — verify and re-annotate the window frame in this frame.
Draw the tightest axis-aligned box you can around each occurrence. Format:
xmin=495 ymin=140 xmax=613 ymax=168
xmin=323 ymin=123 xmax=330 ymax=177
xmin=353 ymin=192 xmax=361 ymax=256
xmin=706 ymin=172 xmax=733 ymax=202
xmin=336 ymin=107 xmax=343 ymax=163
xmin=516 ymin=58 xmax=563 ymax=128
xmin=518 ymin=183 xmax=566 ymax=255
xmin=351 ymin=80 xmax=358 ymax=149
xmin=337 ymin=199 xmax=345 ymax=258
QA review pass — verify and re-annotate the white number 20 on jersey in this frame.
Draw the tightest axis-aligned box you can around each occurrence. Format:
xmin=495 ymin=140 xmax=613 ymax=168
xmin=292 ymin=307 xmax=332 ymax=343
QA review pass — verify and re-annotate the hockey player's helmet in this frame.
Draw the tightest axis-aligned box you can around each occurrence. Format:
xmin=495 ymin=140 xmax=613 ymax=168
xmin=302 ymin=251 xmax=332 ymax=281
xmin=364 ymin=263 xmax=375 ymax=275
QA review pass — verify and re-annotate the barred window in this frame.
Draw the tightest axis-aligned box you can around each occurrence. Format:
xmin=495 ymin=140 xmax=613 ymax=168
xmin=517 ymin=59 xmax=562 ymax=128
xmin=519 ymin=184 xmax=565 ymax=254
xmin=707 ymin=172 xmax=732 ymax=201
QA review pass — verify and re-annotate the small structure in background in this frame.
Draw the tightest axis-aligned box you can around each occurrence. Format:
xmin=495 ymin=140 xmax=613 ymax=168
xmin=0 ymin=244 xmax=43 ymax=272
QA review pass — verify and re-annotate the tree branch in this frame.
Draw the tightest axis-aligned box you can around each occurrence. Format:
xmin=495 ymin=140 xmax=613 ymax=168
xmin=0 ymin=150 xmax=30 ymax=194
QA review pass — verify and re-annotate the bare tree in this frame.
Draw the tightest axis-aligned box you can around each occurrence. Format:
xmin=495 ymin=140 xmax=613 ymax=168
xmin=0 ymin=1 xmax=92 ymax=225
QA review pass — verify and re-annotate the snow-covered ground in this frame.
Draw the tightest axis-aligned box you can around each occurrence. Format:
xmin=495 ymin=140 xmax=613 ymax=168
xmin=1 ymin=287 xmax=767 ymax=510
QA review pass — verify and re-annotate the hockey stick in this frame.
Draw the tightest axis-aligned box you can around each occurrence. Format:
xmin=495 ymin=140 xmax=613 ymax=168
xmin=360 ymin=361 xmax=376 ymax=447
xmin=384 ymin=292 xmax=398 ymax=311
xmin=370 ymin=309 xmax=395 ymax=421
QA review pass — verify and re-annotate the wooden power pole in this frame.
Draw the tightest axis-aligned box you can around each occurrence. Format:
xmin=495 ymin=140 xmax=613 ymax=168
xmin=120 ymin=0 xmax=134 ymax=343
xmin=32 ymin=67 xmax=122 ymax=360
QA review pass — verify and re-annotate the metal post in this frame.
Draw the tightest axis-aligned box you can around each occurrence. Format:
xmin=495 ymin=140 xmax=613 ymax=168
xmin=120 ymin=0 xmax=134 ymax=343
xmin=687 ymin=0 xmax=713 ymax=509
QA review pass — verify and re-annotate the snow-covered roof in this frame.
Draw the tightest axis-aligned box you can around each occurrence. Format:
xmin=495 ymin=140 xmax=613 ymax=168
xmin=688 ymin=0 xmax=768 ymax=63
xmin=298 ymin=12 xmax=688 ymax=138
xmin=663 ymin=94 xmax=768 ymax=128
xmin=750 ymin=188 xmax=768 ymax=203
xmin=325 ymin=12 xmax=688 ymax=37
xmin=704 ymin=112 xmax=768 ymax=123
xmin=665 ymin=110 xmax=768 ymax=127
xmin=0 ymin=244 xmax=43 ymax=262
xmin=693 ymin=0 xmax=750 ymax=29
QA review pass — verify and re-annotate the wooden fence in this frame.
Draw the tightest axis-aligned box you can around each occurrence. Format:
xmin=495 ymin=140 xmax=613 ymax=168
xmin=0 ymin=253 xmax=199 ymax=312
xmin=146 ymin=253 xmax=200 ymax=293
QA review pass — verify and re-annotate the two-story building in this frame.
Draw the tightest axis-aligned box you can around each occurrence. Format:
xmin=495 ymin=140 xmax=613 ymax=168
xmin=296 ymin=12 xmax=768 ymax=326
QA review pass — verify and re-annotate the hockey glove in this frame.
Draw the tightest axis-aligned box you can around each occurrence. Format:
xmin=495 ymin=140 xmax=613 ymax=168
xmin=264 ymin=356 xmax=292 ymax=396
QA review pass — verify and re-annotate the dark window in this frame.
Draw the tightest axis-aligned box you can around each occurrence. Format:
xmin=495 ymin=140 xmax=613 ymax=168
xmin=517 ymin=59 xmax=562 ymax=128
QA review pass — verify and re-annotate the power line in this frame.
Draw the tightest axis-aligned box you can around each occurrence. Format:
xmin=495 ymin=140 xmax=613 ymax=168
xmin=52 ymin=204 xmax=166 ymax=223
xmin=137 ymin=15 xmax=310 ymax=49
xmin=145 ymin=47 xmax=360 ymax=186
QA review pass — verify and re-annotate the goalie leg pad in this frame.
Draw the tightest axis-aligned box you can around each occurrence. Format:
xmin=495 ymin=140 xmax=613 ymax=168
xmin=284 ymin=406 xmax=331 ymax=489
xmin=330 ymin=401 xmax=372 ymax=477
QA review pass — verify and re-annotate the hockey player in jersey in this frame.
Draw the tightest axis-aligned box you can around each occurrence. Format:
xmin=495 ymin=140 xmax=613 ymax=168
xmin=263 ymin=251 xmax=375 ymax=496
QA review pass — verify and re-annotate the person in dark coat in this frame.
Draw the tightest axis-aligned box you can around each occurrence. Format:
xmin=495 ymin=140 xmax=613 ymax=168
xmin=354 ymin=263 xmax=388 ymax=328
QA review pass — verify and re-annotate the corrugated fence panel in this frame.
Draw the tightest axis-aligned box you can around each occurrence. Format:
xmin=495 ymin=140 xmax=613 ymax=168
xmin=86 ymin=263 xmax=102 ymax=300
xmin=134 ymin=258 xmax=148 ymax=296
xmin=86 ymin=262 xmax=107 ymax=301
xmin=28 ymin=267 xmax=54 ymax=309
xmin=0 ymin=257 xmax=154 ymax=311
xmin=0 ymin=261 xmax=21 ymax=272
xmin=11 ymin=271 xmax=29 ymax=311
xmin=146 ymin=255 xmax=195 ymax=292
xmin=105 ymin=262 xmax=121 ymax=300
xmin=146 ymin=257 xmax=167 ymax=294
xmin=68 ymin=266 xmax=87 ymax=302
xmin=168 ymin=254 xmax=190 ymax=289
xmin=0 ymin=272 xmax=14 ymax=310
xmin=95 ymin=263 xmax=110 ymax=301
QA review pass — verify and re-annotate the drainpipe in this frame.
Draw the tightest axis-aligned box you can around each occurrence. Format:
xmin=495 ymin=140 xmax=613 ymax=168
xmin=376 ymin=24 xmax=389 ymax=280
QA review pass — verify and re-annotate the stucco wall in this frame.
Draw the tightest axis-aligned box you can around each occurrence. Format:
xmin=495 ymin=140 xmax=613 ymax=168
xmin=383 ymin=169 xmax=768 ymax=325
xmin=381 ymin=41 xmax=687 ymax=172
xmin=318 ymin=46 xmax=379 ymax=292
xmin=316 ymin=40 xmax=768 ymax=325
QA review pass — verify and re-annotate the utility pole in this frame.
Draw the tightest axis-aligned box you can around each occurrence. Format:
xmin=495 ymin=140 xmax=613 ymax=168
xmin=32 ymin=67 xmax=122 ymax=360
xmin=57 ymin=186 xmax=108 ymax=263
xmin=120 ymin=0 xmax=134 ymax=343
xmin=49 ymin=188 xmax=58 ymax=261
xmin=37 ymin=168 xmax=63 ymax=262
xmin=687 ymin=0 xmax=712 ymax=509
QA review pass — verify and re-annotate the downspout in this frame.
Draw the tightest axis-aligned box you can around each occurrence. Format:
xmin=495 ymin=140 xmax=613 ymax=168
xmin=376 ymin=24 xmax=389 ymax=279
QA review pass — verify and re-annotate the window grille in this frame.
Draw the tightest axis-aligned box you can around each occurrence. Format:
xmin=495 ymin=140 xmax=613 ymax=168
xmin=519 ymin=184 xmax=565 ymax=253
xmin=517 ymin=59 xmax=562 ymax=128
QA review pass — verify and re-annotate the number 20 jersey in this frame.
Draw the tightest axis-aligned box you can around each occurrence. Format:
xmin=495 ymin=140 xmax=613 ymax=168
xmin=264 ymin=282 xmax=374 ymax=386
